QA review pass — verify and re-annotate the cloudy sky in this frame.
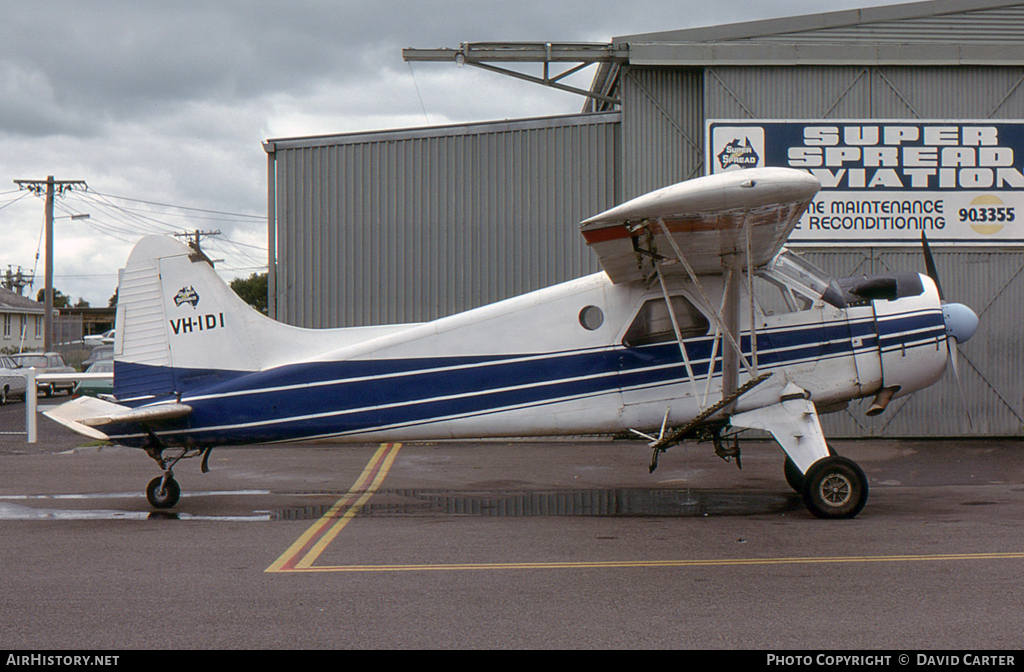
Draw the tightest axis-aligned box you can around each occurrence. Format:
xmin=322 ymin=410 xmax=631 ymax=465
xmin=0 ymin=0 xmax=905 ymax=307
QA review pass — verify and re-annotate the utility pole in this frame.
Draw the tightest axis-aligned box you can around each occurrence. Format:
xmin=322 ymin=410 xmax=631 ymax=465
xmin=173 ymin=229 xmax=221 ymax=266
xmin=2 ymin=266 xmax=34 ymax=296
xmin=13 ymin=176 xmax=87 ymax=352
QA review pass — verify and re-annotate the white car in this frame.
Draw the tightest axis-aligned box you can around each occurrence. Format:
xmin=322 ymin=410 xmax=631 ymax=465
xmin=11 ymin=352 xmax=77 ymax=396
xmin=0 ymin=355 xmax=27 ymax=405
xmin=83 ymin=329 xmax=115 ymax=346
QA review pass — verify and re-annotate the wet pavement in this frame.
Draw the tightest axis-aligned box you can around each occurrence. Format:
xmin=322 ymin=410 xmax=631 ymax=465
xmin=1 ymin=399 xmax=1023 ymax=649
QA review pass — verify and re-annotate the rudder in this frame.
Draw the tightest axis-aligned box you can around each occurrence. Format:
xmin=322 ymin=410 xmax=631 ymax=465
xmin=114 ymin=236 xmax=268 ymax=401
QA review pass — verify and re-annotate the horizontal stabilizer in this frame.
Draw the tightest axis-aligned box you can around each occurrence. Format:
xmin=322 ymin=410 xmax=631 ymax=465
xmin=80 ymin=403 xmax=192 ymax=428
xmin=44 ymin=397 xmax=192 ymax=441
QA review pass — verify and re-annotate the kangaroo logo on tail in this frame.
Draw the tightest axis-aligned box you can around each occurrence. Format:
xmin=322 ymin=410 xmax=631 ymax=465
xmin=173 ymin=286 xmax=200 ymax=308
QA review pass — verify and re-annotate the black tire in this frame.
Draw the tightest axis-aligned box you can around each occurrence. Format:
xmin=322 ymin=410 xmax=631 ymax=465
xmin=801 ymin=456 xmax=868 ymax=519
xmin=784 ymin=456 xmax=804 ymax=492
xmin=783 ymin=444 xmax=836 ymax=493
xmin=0 ymin=386 xmax=7 ymax=406
xmin=146 ymin=476 xmax=181 ymax=509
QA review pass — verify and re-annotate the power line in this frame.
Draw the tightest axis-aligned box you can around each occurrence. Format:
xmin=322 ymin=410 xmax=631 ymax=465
xmin=86 ymin=190 xmax=263 ymax=219
xmin=0 ymin=191 xmax=32 ymax=212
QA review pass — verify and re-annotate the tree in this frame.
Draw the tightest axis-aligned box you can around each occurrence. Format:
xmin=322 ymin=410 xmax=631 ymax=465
xmin=36 ymin=288 xmax=70 ymax=308
xmin=74 ymin=297 xmax=90 ymax=308
xmin=230 ymin=272 xmax=268 ymax=315
xmin=108 ymin=289 xmax=118 ymax=307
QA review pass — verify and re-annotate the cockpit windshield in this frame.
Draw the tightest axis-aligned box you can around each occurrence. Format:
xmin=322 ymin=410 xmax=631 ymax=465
xmin=757 ymin=249 xmax=846 ymax=311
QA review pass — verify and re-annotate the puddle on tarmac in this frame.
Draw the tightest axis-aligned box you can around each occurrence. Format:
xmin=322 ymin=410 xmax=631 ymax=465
xmin=0 ymin=501 xmax=271 ymax=521
xmin=274 ymin=487 xmax=802 ymax=520
xmin=0 ymin=491 xmax=272 ymax=522
xmin=0 ymin=488 xmax=801 ymax=521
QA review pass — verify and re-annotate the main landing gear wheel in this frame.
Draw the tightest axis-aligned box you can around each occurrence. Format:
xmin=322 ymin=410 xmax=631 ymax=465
xmin=801 ymin=456 xmax=868 ymax=519
xmin=784 ymin=444 xmax=837 ymax=493
xmin=784 ymin=457 xmax=806 ymax=493
xmin=146 ymin=476 xmax=181 ymax=509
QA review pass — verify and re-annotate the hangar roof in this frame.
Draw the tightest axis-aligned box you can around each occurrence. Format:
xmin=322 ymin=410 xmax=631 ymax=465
xmin=405 ymin=1 xmax=1024 ymax=112
xmin=617 ymin=0 xmax=1024 ymax=66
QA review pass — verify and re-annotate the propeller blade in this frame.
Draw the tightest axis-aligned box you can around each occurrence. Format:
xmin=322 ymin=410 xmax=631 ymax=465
xmin=947 ymin=336 xmax=973 ymax=430
xmin=921 ymin=231 xmax=945 ymax=301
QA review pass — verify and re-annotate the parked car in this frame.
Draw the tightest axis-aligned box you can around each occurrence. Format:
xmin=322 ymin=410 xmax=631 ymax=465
xmin=82 ymin=344 xmax=114 ymax=369
xmin=0 ymin=355 xmax=27 ymax=405
xmin=10 ymin=352 xmax=77 ymax=396
xmin=73 ymin=360 xmax=114 ymax=399
xmin=83 ymin=329 xmax=116 ymax=347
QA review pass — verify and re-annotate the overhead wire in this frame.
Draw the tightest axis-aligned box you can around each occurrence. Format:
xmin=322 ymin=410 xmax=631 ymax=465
xmin=0 ymin=191 xmax=32 ymax=212
xmin=8 ymin=186 xmax=268 ymax=298
xmin=86 ymin=190 xmax=264 ymax=220
xmin=60 ymin=189 xmax=268 ymax=274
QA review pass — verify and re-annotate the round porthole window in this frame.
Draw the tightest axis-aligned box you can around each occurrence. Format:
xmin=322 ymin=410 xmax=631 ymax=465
xmin=578 ymin=305 xmax=604 ymax=331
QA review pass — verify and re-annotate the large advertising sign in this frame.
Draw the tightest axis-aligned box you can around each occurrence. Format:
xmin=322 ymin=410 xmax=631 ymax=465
xmin=707 ymin=120 xmax=1024 ymax=245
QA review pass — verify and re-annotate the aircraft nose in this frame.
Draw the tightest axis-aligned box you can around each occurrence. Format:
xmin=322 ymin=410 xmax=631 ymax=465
xmin=942 ymin=302 xmax=979 ymax=343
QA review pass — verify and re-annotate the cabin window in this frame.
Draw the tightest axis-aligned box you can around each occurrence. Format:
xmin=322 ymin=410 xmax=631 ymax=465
xmin=578 ymin=305 xmax=604 ymax=331
xmin=623 ymin=296 xmax=709 ymax=347
xmin=765 ymin=250 xmax=846 ymax=309
xmin=753 ymin=274 xmax=811 ymax=314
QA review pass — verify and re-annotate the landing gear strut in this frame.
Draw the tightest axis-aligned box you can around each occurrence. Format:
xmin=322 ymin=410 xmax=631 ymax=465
xmin=143 ymin=443 xmax=211 ymax=509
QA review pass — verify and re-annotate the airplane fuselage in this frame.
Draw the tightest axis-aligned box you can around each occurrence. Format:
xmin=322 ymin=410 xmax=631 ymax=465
xmin=102 ymin=265 xmax=948 ymax=449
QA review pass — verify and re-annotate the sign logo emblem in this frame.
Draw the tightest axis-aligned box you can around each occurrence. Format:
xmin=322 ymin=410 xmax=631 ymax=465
xmin=174 ymin=286 xmax=199 ymax=308
xmin=717 ymin=137 xmax=761 ymax=170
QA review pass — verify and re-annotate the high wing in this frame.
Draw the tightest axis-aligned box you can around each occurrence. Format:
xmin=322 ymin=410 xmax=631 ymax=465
xmin=580 ymin=168 xmax=820 ymax=283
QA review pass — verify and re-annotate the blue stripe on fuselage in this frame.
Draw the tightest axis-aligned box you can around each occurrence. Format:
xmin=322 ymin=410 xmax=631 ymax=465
xmin=106 ymin=308 xmax=942 ymax=446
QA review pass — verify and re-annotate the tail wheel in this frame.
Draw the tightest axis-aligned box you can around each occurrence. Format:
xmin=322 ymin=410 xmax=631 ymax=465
xmin=801 ymin=456 xmax=868 ymax=519
xmin=146 ymin=476 xmax=181 ymax=509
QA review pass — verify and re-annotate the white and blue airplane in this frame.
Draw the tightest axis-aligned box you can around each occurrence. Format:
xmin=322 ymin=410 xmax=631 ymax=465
xmin=46 ymin=167 xmax=978 ymax=518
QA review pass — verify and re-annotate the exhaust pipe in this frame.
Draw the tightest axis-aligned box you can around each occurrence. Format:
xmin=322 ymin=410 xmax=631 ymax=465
xmin=866 ymin=386 xmax=900 ymax=416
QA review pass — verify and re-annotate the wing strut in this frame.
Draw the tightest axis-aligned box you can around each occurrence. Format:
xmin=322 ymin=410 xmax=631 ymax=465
xmin=744 ymin=213 xmax=759 ymax=379
xmin=655 ymin=217 xmax=760 ymax=405
xmin=655 ymin=265 xmax=705 ymax=411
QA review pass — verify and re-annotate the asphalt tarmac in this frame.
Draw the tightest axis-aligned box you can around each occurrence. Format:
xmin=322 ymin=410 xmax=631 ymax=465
xmin=1 ymin=400 xmax=1023 ymax=650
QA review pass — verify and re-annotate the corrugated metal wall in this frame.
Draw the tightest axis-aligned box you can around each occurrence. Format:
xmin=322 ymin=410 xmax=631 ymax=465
xmin=269 ymin=22 xmax=1024 ymax=436
xmin=620 ymin=67 xmax=704 ymax=199
xmin=617 ymin=63 xmax=1024 ymax=436
xmin=271 ymin=113 xmax=620 ymax=328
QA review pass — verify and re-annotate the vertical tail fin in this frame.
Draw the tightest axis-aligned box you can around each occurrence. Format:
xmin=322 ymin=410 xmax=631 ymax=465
xmin=114 ymin=236 xmax=278 ymax=400
xmin=113 ymin=235 xmax=419 ymax=403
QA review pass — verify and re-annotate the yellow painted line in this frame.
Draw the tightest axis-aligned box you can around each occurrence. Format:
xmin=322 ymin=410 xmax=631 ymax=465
xmin=280 ymin=551 xmax=1024 ymax=574
xmin=265 ymin=442 xmax=402 ymax=573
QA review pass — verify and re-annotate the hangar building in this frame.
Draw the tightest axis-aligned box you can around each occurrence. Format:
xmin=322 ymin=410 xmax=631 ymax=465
xmin=264 ymin=0 xmax=1024 ymax=437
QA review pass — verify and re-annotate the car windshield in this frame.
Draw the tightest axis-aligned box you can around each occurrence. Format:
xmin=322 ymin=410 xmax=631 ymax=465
xmin=13 ymin=355 xmax=48 ymax=367
xmin=87 ymin=361 xmax=114 ymax=373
